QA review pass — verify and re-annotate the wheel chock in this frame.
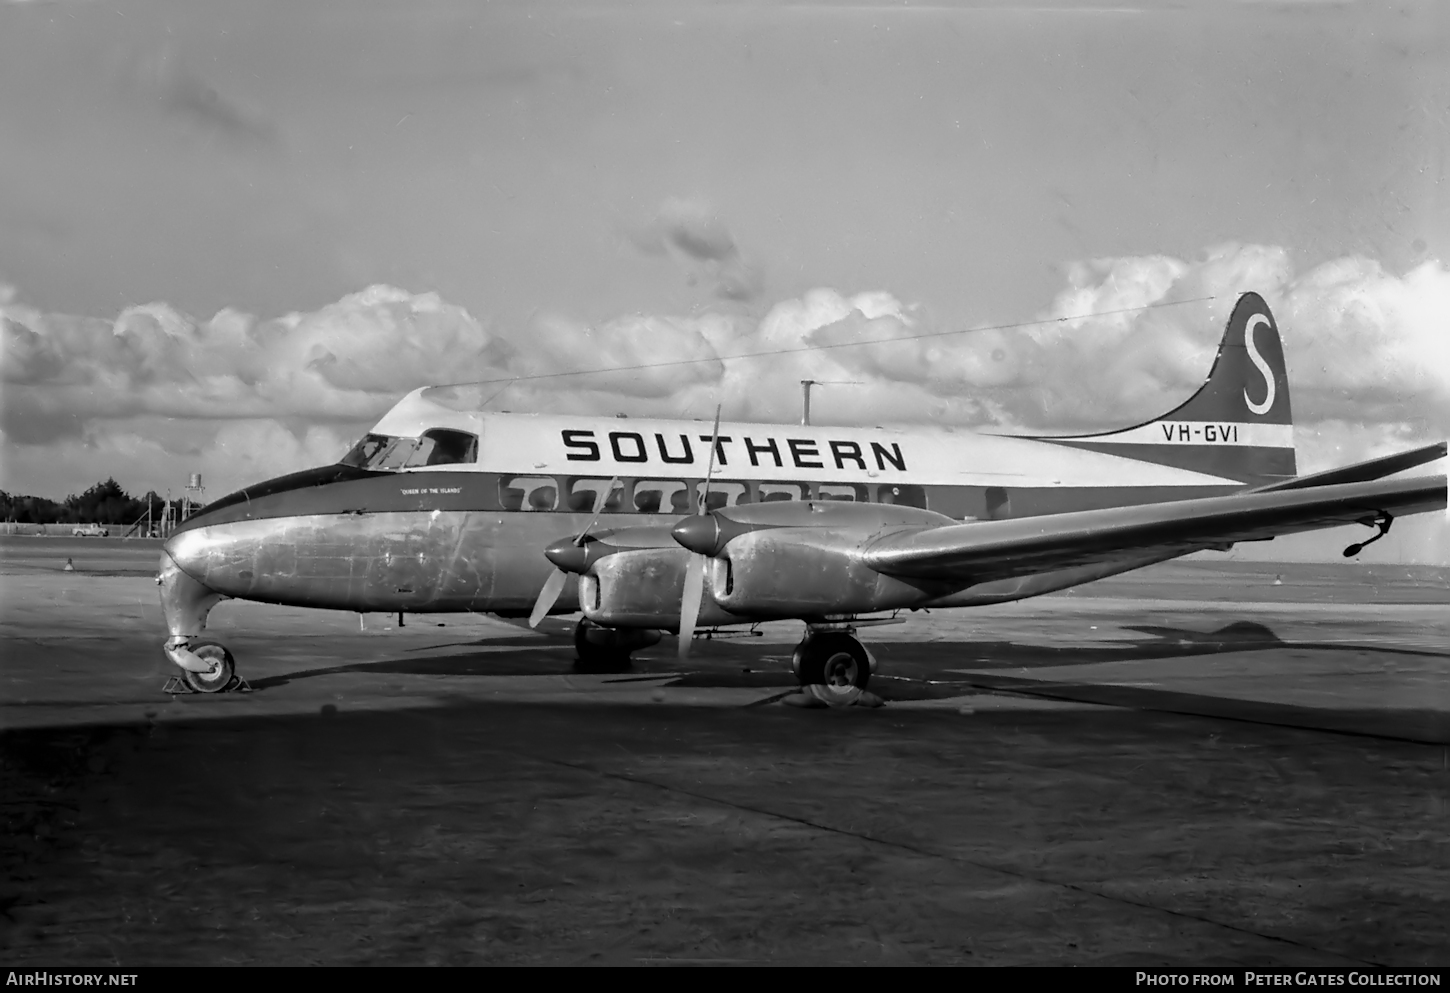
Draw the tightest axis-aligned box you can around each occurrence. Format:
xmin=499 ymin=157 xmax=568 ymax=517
xmin=782 ymin=684 xmax=886 ymax=709
xmin=161 ymin=674 xmax=253 ymax=695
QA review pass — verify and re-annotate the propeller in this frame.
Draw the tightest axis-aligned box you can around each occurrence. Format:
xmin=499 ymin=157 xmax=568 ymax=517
xmin=528 ymin=476 xmax=619 ymax=628
xmin=677 ymin=405 xmax=722 ymax=658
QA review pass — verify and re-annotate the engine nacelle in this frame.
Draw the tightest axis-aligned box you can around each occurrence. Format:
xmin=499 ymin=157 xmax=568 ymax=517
xmin=709 ymin=527 xmax=955 ymax=618
xmin=576 ymin=541 xmax=745 ymax=631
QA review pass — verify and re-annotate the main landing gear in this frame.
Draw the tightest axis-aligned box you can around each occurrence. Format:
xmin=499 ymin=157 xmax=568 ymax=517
xmin=791 ymin=628 xmax=877 ymax=706
xmin=573 ymin=619 xmax=662 ymax=674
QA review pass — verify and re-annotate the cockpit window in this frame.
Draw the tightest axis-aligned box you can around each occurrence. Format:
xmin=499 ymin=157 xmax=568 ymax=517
xmin=406 ymin=429 xmax=479 ymax=468
xmin=340 ymin=434 xmax=417 ymax=470
xmin=340 ymin=434 xmax=389 ymax=468
xmin=339 ymin=429 xmax=478 ymax=471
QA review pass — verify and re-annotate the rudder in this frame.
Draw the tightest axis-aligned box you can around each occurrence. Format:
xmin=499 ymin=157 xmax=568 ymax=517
xmin=1039 ymin=292 xmax=1297 ymax=486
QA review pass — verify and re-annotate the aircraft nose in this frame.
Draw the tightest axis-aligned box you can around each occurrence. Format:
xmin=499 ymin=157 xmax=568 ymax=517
xmin=671 ymin=515 xmax=720 ymax=556
xmin=163 ymin=526 xmax=210 ymax=581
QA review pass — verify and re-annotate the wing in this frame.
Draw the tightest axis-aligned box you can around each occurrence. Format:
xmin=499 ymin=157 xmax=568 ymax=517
xmin=862 ymin=474 xmax=1446 ymax=583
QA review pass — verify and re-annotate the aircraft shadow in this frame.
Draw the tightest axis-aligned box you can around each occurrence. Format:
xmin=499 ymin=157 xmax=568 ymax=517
xmin=397 ymin=635 xmax=574 ymax=652
xmin=249 ymin=618 xmax=1447 ymax=695
xmin=868 ymin=620 xmax=1448 ymax=676
xmin=248 ymin=650 xmax=582 ymax=690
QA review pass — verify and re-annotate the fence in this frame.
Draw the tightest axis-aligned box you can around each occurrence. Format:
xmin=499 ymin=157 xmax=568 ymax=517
xmin=0 ymin=523 xmax=161 ymax=537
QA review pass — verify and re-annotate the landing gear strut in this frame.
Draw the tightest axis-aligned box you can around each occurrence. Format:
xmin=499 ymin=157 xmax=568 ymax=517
xmin=792 ymin=630 xmax=874 ymax=703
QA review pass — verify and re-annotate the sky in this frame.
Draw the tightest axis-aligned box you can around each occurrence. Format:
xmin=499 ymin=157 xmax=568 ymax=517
xmin=0 ymin=0 xmax=1446 ymax=563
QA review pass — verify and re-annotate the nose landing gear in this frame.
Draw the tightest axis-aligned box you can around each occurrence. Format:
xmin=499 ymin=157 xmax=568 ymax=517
xmin=161 ymin=639 xmax=250 ymax=695
xmin=158 ymin=549 xmax=249 ymax=694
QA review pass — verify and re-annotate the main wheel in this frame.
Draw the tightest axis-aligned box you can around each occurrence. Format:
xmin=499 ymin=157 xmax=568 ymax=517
xmin=181 ymin=640 xmax=235 ymax=693
xmin=573 ymin=620 xmax=632 ymax=674
xmin=794 ymin=633 xmax=871 ymax=692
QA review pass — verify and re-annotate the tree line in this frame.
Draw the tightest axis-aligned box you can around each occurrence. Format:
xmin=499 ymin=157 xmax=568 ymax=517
xmin=0 ymin=478 xmax=180 ymax=526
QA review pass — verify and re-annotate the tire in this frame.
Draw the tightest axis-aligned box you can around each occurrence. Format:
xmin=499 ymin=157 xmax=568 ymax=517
xmin=794 ymin=633 xmax=871 ymax=692
xmin=181 ymin=640 xmax=236 ymax=694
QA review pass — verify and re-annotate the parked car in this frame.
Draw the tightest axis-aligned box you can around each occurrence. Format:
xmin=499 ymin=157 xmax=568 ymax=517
xmin=72 ymin=524 xmax=109 ymax=537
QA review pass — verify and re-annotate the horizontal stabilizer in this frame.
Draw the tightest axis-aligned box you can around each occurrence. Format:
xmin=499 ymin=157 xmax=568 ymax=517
xmin=1254 ymin=441 xmax=1446 ymax=493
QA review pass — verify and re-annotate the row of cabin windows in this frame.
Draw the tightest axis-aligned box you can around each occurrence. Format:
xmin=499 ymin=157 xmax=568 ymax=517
xmin=499 ymin=476 xmax=929 ymax=514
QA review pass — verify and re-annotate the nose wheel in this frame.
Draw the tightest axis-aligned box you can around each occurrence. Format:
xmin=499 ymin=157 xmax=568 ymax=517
xmin=182 ymin=641 xmax=235 ymax=693
xmin=162 ymin=640 xmax=249 ymax=694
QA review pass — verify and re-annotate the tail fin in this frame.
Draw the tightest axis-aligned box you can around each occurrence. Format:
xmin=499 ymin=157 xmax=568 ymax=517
xmin=1042 ymin=292 xmax=1297 ymax=486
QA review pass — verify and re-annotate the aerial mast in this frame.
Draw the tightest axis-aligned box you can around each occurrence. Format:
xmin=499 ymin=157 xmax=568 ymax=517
xmin=800 ymin=379 xmax=862 ymax=426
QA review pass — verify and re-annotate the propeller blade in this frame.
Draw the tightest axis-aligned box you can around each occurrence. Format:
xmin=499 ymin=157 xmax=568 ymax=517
xmin=577 ymin=476 xmax=621 ymax=544
xmin=698 ymin=404 xmax=722 ymax=514
xmin=677 ymin=553 xmax=706 ymax=658
xmin=528 ymin=568 xmax=568 ymax=628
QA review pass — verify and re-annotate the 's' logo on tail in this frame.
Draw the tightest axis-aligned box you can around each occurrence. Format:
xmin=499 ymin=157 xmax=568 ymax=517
xmin=1243 ymin=314 xmax=1276 ymax=416
xmin=1030 ymin=291 xmax=1297 ymax=485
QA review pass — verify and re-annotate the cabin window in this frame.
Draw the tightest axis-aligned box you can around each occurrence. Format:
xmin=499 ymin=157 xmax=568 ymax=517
xmin=633 ymin=479 xmax=690 ymax=515
xmin=758 ymin=481 xmax=807 ymax=503
xmin=501 ymin=476 xmax=558 ymax=512
xmin=985 ymin=487 xmax=1011 ymax=520
xmin=566 ymin=477 xmax=625 ymax=513
xmin=699 ymin=480 xmax=751 ymax=512
xmin=817 ymin=483 xmax=868 ymax=502
xmin=879 ymin=483 xmax=928 ymax=510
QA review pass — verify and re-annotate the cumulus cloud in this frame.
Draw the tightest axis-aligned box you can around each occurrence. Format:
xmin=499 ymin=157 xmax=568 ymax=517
xmin=2 ymin=243 xmax=1445 ymax=506
xmin=626 ymin=196 xmax=764 ymax=302
xmin=1283 ymin=257 xmax=1450 ymax=427
xmin=512 ymin=310 xmax=729 ymax=401
xmin=799 ymin=243 xmax=1448 ymax=439
xmin=0 ymin=419 xmax=354 ymax=504
xmin=2 ymin=285 xmax=511 ymax=442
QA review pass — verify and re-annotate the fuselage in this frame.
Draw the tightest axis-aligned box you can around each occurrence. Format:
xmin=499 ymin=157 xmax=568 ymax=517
xmin=164 ymin=387 xmax=1249 ymax=616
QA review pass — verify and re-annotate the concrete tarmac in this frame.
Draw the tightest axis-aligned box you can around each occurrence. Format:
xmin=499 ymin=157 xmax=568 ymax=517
xmin=1 ymin=536 xmax=1447 ymax=965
